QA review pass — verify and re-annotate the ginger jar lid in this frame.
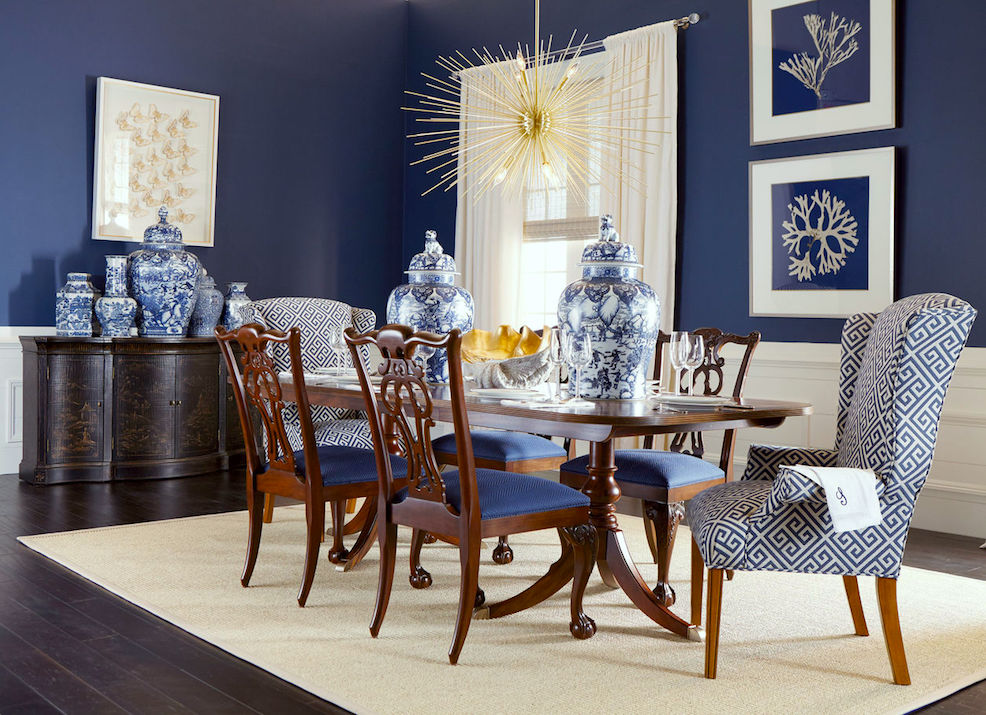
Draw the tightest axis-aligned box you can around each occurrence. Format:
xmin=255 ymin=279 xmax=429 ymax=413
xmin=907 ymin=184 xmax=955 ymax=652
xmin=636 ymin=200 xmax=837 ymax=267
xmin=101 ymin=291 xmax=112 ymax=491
xmin=578 ymin=215 xmax=642 ymax=268
xmin=143 ymin=206 xmax=183 ymax=244
xmin=406 ymin=230 xmax=457 ymax=274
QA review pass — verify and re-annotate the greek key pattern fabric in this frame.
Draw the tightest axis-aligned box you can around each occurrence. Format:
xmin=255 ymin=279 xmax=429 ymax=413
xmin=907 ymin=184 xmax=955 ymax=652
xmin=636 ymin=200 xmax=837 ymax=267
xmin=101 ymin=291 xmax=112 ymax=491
xmin=690 ymin=294 xmax=976 ymax=578
xmin=742 ymin=444 xmax=839 ymax=481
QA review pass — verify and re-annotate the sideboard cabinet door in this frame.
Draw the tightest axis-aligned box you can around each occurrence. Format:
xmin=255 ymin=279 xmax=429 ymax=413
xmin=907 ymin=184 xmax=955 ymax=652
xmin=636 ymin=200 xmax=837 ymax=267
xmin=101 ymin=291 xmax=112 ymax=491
xmin=175 ymin=352 xmax=220 ymax=458
xmin=113 ymin=354 xmax=176 ymax=461
xmin=46 ymin=354 xmax=105 ymax=464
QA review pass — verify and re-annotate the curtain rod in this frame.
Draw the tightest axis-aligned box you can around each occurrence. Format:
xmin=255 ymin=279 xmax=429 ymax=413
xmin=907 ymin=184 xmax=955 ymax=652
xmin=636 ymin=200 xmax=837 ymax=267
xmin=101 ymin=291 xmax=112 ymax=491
xmin=544 ymin=12 xmax=700 ymax=60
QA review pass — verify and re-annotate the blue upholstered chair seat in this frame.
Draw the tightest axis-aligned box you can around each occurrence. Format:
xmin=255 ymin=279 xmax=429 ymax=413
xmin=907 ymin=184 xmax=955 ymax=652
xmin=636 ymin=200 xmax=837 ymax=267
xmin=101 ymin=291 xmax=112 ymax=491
xmin=397 ymin=469 xmax=589 ymax=520
xmin=561 ymin=449 xmax=724 ymax=488
xmin=432 ymin=431 xmax=567 ymax=462
xmin=262 ymin=445 xmax=406 ymax=487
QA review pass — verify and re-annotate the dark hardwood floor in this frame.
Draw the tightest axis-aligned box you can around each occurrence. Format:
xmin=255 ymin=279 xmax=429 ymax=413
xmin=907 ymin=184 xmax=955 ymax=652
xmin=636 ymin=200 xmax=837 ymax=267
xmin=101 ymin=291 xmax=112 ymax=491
xmin=1 ymin=471 xmax=983 ymax=714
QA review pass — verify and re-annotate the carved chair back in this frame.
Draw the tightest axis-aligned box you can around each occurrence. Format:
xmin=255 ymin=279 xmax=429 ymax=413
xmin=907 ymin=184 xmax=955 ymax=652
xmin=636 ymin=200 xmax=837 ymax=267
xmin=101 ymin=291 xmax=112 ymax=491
xmin=216 ymin=323 xmax=319 ymax=485
xmin=649 ymin=328 xmax=761 ymax=457
xmin=346 ymin=325 xmax=478 ymax=519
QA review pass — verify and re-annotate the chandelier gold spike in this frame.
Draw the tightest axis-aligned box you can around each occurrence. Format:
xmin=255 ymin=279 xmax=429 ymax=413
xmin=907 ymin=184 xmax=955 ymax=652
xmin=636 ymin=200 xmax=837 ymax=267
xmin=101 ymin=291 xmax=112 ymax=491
xmin=402 ymin=0 xmax=672 ymax=201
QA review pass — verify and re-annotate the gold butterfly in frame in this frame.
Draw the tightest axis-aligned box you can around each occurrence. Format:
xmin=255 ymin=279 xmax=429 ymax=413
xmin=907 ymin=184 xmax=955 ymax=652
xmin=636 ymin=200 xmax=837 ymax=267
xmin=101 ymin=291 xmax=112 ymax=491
xmin=178 ymin=156 xmax=196 ymax=176
xmin=129 ymin=198 xmax=149 ymax=218
xmin=162 ymin=141 xmax=181 ymax=159
xmin=129 ymin=174 xmax=148 ymax=193
xmin=175 ymin=183 xmax=195 ymax=199
xmin=148 ymin=104 xmax=168 ymax=122
xmin=116 ymin=112 xmax=137 ymax=131
xmin=173 ymin=209 xmax=195 ymax=224
xmin=129 ymin=102 xmax=148 ymax=123
xmin=162 ymin=163 xmax=178 ymax=182
xmin=167 ymin=119 xmax=183 ymax=138
xmin=131 ymin=128 xmax=151 ymax=147
xmin=178 ymin=110 xmax=198 ymax=129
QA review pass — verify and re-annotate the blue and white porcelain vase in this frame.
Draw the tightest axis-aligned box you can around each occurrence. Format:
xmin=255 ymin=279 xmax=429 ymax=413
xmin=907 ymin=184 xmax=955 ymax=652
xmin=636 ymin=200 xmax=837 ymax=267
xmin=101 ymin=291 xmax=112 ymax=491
xmin=222 ymin=282 xmax=251 ymax=331
xmin=128 ymin=207 xmax=201 ymax=336
xmin=557 ymin=215 xmax=659 ymax=400
xmin=55 ymin=272 xmax=101 ymax=337
xmin=386 ymin=230 xmax=474 ymax=383
xmin=95 ymin=255 xmax=137 ymax=337
xmin=188 ymin=268 xmax=224 ymax=337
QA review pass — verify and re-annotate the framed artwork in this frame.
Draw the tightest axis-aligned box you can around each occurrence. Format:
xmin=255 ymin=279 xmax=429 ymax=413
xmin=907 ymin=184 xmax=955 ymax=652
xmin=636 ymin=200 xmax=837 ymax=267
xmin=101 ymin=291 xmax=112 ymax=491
xmin=749 ymin=0 xmax=895 ymax=145
xmin=92 ymin=78 xmax=219 ymax=246
xmin=749 ymin=147 xmax=895 ymax=317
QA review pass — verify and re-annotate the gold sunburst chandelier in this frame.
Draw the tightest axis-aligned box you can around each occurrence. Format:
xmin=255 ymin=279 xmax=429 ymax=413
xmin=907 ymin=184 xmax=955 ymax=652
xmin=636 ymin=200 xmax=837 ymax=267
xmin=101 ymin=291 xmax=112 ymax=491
xmin=404 ymin=1 xmax=690 ymax=203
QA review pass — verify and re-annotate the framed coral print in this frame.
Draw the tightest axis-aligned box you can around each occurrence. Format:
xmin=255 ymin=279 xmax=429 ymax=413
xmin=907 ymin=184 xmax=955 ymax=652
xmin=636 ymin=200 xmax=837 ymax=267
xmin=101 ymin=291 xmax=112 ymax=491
xmin=92 ymin=78 xmax=219 ymax=246
xmin=749 ymin=147 xmax=895 ymax=317
xmin=749 ymin=0 xmax=895 ymax=144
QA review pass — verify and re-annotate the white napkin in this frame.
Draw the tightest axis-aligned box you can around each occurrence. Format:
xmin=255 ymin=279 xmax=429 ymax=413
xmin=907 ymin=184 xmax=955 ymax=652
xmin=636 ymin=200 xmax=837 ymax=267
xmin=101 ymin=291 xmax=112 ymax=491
xmin=781 ymin=465 xmax=882 ymax=533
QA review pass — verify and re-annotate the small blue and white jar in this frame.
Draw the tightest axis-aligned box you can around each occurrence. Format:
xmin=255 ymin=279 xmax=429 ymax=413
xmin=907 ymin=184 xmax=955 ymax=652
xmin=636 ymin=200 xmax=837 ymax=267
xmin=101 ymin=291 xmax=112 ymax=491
xmin=55 ymin=272 xmax=101 ymax=337
xmin=95 ymin=255 xmax=137 ymax=337
xmin=557 ymin=215 xmax=660 ymax=400
xmin=188 ymin=269 xmax=224 ymax=337
xmin=222 ymin=282 xmax=252 ymax=331
xmin=128 ymin=207 xmax=201 ymax=336
xmin=386 ymin=230 xmax=474 ymax=383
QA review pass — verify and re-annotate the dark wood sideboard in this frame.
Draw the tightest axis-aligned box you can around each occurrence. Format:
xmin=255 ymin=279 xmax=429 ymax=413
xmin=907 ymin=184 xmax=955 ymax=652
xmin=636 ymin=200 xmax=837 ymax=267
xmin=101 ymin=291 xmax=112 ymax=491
xmin=20 ymin=337 xmax=246 ymax=485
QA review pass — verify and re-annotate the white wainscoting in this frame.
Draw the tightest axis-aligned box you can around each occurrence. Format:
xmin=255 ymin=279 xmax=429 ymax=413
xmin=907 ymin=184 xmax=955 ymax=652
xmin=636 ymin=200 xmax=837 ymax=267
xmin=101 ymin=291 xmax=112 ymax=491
xmin=0 ymin=327 xmax=55 ymax=477
xmin=701 ymin=341 xmax=986 ymax=539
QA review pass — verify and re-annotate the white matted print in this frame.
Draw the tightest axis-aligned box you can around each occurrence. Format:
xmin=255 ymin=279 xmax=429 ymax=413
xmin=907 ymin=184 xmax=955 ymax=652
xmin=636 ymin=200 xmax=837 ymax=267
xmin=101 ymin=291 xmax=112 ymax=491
xmin=750 ymin=0 xmax=895 ymax=145
xmin=92 ymin=78 xmax=219 ymax=246
xmin=749 ymin=147 xmax=895 ymax=317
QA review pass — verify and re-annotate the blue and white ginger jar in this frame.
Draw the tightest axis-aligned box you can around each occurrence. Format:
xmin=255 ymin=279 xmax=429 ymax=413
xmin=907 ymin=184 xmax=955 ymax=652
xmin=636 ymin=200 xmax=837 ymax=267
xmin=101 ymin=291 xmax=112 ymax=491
xmin=128 ymin=207 xmax=201 ymax=336
xmin=56 ymin=272 xmax=101 ymax=337
xmin=95 ymin=255 xmax=137 ymax=337
xmin=557 ymin=215 xmax=659 ymax=399
xmin=188 ymin=268 xmax=224 ymax=337
xmin=386 ymin=230 xmax=474 ymax=383
xmin=221 ymin=282 xmax=251 ymax=331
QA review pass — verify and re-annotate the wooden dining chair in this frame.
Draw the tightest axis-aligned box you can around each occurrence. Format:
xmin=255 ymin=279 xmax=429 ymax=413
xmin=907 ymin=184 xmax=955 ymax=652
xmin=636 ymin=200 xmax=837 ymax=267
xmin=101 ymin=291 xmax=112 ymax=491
xmin=217 ymin=323 xmax=406 ymax=607
xmin=688 ymin=295 xmax=976 ymax=683
xmin=560 ymin=328 xmax=760 ymax=606
xmin=346 ymin=324 xmax=596 ymax=664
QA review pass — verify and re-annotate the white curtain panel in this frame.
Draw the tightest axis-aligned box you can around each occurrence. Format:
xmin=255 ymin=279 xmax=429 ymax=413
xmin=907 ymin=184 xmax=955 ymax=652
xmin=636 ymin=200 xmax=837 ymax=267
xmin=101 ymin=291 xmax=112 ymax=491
xmin=453 ymin=64 xmax=525 ymax=331
xmin=602 ymin=22 xmax=679 ymax=332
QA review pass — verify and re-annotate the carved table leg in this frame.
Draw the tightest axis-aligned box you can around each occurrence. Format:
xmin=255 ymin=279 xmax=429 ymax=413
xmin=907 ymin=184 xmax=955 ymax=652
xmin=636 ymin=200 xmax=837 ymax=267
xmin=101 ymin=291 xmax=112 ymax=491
xmin=561 ymin=524 xmax=597 ymax=639
xmin=584 ymin=440 xmax=697 ymax=640
xmin=643 ymin=500 xmax=685 ymax=606
xmin=476 ymin=530 xmax=575 ymax=620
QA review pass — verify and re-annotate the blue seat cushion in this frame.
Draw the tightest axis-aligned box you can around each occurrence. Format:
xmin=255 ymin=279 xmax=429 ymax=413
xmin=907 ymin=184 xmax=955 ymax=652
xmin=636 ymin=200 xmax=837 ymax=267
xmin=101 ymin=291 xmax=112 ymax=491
xmin=432 ymin=431 xmax=567 ymax=462
xmin=262 ymin=445 xmax=406 ymax=487
xmin=561 ymin=449 xmax=724 ymax=488
xmin=397 ymin=469 xmax=589 ymax=520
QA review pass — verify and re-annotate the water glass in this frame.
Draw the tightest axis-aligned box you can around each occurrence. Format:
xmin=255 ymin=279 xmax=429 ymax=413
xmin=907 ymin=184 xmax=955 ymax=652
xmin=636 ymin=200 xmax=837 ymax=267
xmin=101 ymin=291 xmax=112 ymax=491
xmin=568 ymin=332 xmax=593 ymax=401
xmin=682 ymin=334 xmax=705 ymax=396
xmin=327 ymin=326 xmax=347 ymax=375
xmin=547 ymin=327 xmax=568 ymax=401
xmin=669 ymin=331 xmax=688 ymax=394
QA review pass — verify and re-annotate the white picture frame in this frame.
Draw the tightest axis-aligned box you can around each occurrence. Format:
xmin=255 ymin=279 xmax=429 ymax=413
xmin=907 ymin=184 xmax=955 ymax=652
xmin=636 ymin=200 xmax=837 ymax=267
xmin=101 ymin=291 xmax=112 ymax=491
xmin=749 ymin=147 xmax=895 ymax=318
xmin=750 ymin=0 xmax=896 ymax=145
xmin=92 ymin=77 xmax=219 ymax=246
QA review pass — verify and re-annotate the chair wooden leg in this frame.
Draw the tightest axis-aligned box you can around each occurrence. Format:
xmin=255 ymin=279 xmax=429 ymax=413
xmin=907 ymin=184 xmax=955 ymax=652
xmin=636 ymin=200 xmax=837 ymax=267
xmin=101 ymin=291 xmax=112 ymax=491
xmin=262 ymin=493 xmax=275 ymax=523
xmin=448 ymin=536 xmax=482 ymax=665
xmin=492 ymin=535 xmax=514 ymax=565
xmin=561 ymin=525 xmax=597 ymax=639
xmin=843 ymin=575 xmax=869 ymax=636
xmin=241 ymin=489 xmax=264 ymax=587
xmin=346 ymin=498 xmax=357 ymax=514
xmin=642 ymin=502 xmax=660 ymax=564
xmin=327 ymin=500 xmax=349 ymax=564
xmin=409 ymin=528 xmax=433 ymax=589
xmin=690 ymin=538 xmax=704 ymax=627
xmin=643 ymin=500 xmax=684 ymax=606
xmin=705 ymin=568 xmax=724 ymax=679
xmin=370 ymin=521 xmax=398 ymax=638
xmin=297 ymin=500 xmax=325 ymax=607
xmin=876 ymin=577 xmax=911 ymax=685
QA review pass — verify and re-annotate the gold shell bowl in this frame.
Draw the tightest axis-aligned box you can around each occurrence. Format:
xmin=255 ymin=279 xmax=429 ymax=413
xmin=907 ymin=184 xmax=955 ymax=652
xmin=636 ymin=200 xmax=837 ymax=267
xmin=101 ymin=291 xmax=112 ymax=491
xmin=460 ymin=325 xmax=553 ymax=389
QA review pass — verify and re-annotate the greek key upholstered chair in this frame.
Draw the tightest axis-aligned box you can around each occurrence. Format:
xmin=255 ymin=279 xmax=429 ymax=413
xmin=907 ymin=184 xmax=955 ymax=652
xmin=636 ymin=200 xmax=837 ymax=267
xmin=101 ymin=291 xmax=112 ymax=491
xmin=688 ymin=294 xmax=976 ymax=684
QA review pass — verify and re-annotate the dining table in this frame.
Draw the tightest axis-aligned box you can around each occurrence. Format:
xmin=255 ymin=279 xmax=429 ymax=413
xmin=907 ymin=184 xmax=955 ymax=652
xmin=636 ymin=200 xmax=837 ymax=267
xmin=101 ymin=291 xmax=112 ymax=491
xmin=280 ymin=375 xmax=811 ymax=640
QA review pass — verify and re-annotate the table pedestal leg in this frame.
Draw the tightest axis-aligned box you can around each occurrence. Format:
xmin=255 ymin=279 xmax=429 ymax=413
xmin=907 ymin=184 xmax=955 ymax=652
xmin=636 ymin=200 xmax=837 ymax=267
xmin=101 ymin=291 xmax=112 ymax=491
xmin=584 ymin=440 xmax=700 ymax=640
xmin=476 ymin=533 xmax=574 ymax=620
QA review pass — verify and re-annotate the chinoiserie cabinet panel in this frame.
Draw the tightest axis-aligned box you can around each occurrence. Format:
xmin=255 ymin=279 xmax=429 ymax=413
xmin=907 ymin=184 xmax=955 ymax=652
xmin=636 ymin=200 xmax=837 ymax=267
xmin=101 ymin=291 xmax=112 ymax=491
xmin=20 ymin=337 xmax=245 ymax=485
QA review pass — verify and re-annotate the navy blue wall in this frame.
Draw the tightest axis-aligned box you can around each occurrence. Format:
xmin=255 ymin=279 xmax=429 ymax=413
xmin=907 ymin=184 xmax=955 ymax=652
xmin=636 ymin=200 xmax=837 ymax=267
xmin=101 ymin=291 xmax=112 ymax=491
xmin=0 ymin=0 xmax=408 ymax=325
xmin=403 ymin=0 xmax=986 ymax=346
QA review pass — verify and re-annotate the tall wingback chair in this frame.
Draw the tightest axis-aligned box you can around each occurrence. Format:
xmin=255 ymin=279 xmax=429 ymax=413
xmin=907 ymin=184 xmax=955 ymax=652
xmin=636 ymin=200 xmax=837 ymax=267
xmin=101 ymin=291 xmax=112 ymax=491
xmin=688 ymin=294 xmax=976 ymax=684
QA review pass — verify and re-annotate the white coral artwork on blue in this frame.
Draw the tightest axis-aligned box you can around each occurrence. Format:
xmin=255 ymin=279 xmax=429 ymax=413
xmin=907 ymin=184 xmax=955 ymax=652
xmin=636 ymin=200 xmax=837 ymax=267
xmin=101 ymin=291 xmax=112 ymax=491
xmin=778 ymin=12 xmax=862 ymax=99
xmin=781 ymin=189 xmax=859 ymax=282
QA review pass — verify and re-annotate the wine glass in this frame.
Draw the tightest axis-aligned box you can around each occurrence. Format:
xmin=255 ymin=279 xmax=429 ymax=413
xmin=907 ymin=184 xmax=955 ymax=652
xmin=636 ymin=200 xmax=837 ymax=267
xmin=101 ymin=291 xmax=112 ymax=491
xmin=682 ymin=334 xmax=705 ymax=397
xmin=547 ymin=327 xmax=568 ymax=401
xmin=327 ymin=326 xmax=347 ymax=375
xmin=568 ymin=332 xmax=593 ymax=402
xmin=669 ymin=331 xmax=689 ymax=394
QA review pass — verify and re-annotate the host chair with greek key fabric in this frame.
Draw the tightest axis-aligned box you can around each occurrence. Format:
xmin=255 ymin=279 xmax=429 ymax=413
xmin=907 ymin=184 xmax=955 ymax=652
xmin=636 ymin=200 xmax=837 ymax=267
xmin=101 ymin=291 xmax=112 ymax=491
xmin=687 ymin=294 xmax=976 ymax=684
xmin=245 ymin=297 xmax=376 ymax=526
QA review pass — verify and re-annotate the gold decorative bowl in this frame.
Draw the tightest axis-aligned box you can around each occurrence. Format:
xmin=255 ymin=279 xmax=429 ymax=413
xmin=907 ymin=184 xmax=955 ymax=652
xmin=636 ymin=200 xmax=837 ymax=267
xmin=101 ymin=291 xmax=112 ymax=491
xmin=461 ymin=325 xmax=553 ymax=388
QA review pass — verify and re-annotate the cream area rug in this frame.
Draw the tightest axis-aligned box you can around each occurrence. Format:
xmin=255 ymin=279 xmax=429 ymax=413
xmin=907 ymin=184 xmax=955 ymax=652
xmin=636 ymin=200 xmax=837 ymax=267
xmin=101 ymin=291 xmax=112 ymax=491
xmin=19 ymin=507 xmax=986 ymax=715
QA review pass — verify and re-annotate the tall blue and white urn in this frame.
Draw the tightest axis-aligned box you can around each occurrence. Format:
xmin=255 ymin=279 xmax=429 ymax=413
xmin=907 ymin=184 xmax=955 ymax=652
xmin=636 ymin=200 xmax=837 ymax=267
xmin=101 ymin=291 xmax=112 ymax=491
xmin=55 ymin=272 xmax=101 ymax=337
xmin=221 ymin=282 xmax=252 ymax=331
xmin=188 ymin=268 xmax=224 ymax=337
xmin=386 ymin=230 xmax=474 ymax=383
xmin=95 ymin=255 xmax=137 ymax=337
xmin=128 ymin=207 xmax=201 ymax=336
xmin=557 ymin=215 xmax=659 ymax=400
